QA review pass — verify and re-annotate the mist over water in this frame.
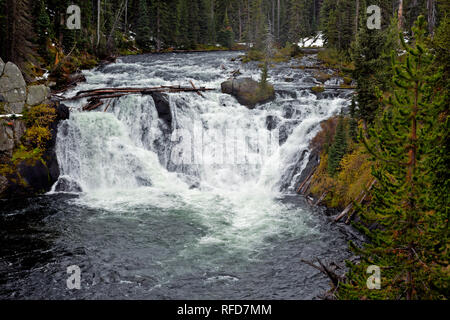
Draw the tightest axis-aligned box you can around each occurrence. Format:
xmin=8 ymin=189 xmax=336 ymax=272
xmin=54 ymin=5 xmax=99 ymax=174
xmin=0 ymin=51 xmax=358 ymax=299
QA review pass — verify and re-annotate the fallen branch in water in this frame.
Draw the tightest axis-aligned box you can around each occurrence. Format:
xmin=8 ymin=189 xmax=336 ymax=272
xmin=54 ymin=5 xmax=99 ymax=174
xmin=301 ymin=258 xmax=344 ymax=288
xmin=57 ymin=84 xmax=215 ymax=102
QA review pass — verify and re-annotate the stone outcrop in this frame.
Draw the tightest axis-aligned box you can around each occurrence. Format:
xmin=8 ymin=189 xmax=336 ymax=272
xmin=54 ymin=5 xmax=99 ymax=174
xmin=221 ymin=77 xmax=275 ymax=109
xmin=0 ymin=59 xmax=69 ymax=199
xmin=27 ymin=85 xmax=51 ymax=106
xmin=0 ymin=103 xmax=70 ymax=198
xmin=0 ymin=59 xmax=50 ymax=115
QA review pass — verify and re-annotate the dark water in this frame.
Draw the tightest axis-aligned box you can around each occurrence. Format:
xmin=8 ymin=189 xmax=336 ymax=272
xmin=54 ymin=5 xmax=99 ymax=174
xmin=0 ymin=194 xmax=361 ymax=300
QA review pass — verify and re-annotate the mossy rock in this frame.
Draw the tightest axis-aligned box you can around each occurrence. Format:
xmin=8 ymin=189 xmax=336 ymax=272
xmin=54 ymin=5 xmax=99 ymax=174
xmin=311 ymin=86 xmax=325 ymax=93
xmin=221 ymin=78 xmax=275 ymax=109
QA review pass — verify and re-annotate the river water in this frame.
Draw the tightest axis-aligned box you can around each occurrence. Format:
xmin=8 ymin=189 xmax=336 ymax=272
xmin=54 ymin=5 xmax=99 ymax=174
xmin=0 ymin=51 xmax=359 ymax=299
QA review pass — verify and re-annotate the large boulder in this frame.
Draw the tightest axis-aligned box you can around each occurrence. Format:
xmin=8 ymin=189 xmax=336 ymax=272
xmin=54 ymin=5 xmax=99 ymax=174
xmin=0 ymin=62 xmax=26 ymax=92
xmin=0 ymin=61 xmax=27 ymax=114
xmin=27 ymin=85 xmax=50 ymax=106
xmin=151 ymin=92 xmax=172 ymax=125
xmin=221 ymin=77 xmax=275 ymax=109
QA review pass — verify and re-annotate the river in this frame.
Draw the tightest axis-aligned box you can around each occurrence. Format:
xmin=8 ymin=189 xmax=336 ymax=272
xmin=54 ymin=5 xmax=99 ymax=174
xmin=0 ymin=51 xmax=360 ymax=299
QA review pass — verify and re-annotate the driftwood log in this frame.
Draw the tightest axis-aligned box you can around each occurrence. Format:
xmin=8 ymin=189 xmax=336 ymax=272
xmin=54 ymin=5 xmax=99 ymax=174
xmin=54 ymin=83 xmax=215 ymax=111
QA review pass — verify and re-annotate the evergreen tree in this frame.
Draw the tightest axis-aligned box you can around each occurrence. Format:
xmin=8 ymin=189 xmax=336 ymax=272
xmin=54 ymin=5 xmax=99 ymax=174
xmin=218 ymin=9 xmax=234 ymax=49
xmin=35 ymin=0 xmax=51 ymax=56
xmin=351 ymin=2 xmax=399 ymax=125
xmin=135 ymin=0 xmax=152 ymax=50
xmin=327 ymin=114 xmax=347 ymax=176
xmin=340 ymin=16 xmax=448 ymax=300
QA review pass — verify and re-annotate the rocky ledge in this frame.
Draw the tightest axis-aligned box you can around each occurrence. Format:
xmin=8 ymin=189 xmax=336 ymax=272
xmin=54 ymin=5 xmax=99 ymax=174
xmin=0 ymin=58 xmax=70 ymax=198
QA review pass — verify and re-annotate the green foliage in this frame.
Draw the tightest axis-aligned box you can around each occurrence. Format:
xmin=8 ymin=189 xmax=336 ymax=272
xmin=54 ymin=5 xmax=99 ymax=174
xmin=351 ymin=12 xmax=399 ymax=124
xmin=327 ymin=114 xmax=347 ymax=175
xmin=259 ymin=61 xmax=269 ymax=89
xmin=217 ymin=10 xmax=234 ymax=49
xmin=136 ymin=0 xmax=152 ymax=51
xmin=311 ymin=85 xmax=324 ymax=93
xmin=339 ymin=16 xmax=449 ymax=300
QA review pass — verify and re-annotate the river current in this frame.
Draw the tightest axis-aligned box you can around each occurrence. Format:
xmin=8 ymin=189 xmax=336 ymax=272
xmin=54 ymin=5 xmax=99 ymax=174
xmin=0 ymin=51 xmax=359 ymax=299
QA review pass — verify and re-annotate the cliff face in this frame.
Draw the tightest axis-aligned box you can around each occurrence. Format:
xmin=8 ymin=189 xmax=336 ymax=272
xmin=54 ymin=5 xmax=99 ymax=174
xmin=0 ymin=58 xmax=69 ymax=198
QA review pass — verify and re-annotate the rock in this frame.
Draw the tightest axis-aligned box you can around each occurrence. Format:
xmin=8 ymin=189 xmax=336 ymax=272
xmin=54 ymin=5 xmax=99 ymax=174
xmin=135 ymin=176 xmax=152 ymax=187
xmin=26 ymin=85 xmax=50 ymax=106
xmin=151 ymin=92 xmax=172 ymax=124
xmin=3 ymin=87 xmax=27 ymax=103
xmin=18 ymin=159 xmax=53 ymax=192
xmin=4 ymin=102 xmax=25 ymax=114
xmin=221 ymin=77 xmax=275 ymax=109
xmin=54 ymin=176 xmax=82 ymax=193
xmin=0 ymin=57 xmax=4 ymax=76
xmin=0 ymin=62 xmax=26 ymax=92
xmin=266 ymin=115 xmax=280 ymax=131
xmin=0 ymin=94 xmax=5 ymax=102
xmin=67 ymin=72 xmax=86 ymax=85
xmin=13 ymin=120 xmax=26 ymax=145
xmin=56 ymin=103 xmax=70 ymax=121
xmin=0 ymin=175 xmax=8 ymax=195
xmin=0 ymin=121 xmax=14 ymax=156
xmin=294 ymin=147 xmax=321 ymax=190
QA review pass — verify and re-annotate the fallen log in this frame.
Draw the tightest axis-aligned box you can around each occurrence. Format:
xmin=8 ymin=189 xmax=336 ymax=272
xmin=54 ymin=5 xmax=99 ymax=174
xmin=83 ymin=100 xmax=104 ymax=111
xmin=301 ymin=258 xmax=343 ymax=288
xmin=315 ymin=192 xmax=328 ymax=206
xmin=60 ymin=85 xmax=215 ymax=102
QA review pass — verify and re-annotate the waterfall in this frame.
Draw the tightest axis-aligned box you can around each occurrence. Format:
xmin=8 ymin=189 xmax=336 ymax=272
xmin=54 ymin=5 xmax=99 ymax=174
xmin=51 ymin=52 xmax=350 ymax=250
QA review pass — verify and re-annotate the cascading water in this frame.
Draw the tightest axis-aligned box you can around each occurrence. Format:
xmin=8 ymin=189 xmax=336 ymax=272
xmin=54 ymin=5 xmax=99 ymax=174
xmin=0 ymin=52 xmax=358 ymax=299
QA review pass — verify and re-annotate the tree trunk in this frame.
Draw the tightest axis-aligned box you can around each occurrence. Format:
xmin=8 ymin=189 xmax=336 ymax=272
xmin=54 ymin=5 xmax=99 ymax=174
xmin=398 ymin=0 xmax=403 ymax=30
xmin=427 ymin=0 xmax=436 ymax=36
xmin=355 ymin=0 xmax=359 ymax=39
xmin=97 ymin=0 xmax=101 ymax=46
xmin=124 ymin=0 xmax=128 ymax=33
xmin=277 ymin=0 xmax=280 ymax=41
xmin=156 ymin=5 xmax=161 ymax=52
xmin=239 ymin=2 xmax=242 ymax=41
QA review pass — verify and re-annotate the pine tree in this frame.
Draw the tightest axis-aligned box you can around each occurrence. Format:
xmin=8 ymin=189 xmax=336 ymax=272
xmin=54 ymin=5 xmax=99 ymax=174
xmin=327 ymin=114 xmax=347 ymax=176
xmin=35 ymin=0 xmax=51 ymax=56
xmin=218 ymin=9 xmax=234 ymax=49
xmin=351 ymin=4 xmax=398 ymax=125
xmin=339 ymin=16 xmax=448 ymax=300
xmin=135 ymin=0 xmax=152 ymax=50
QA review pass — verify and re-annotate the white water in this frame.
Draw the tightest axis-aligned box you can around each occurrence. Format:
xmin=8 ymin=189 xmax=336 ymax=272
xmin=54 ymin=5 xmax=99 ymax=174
xmin=53 ymin=52 xmax=350 ymax=253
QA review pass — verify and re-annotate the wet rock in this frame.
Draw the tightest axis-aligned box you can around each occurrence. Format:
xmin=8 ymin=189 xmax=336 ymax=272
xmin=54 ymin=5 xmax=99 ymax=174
xmin=18 ymin=159 xmax=52 ymax=192
xmin=67 ymin=72 xmax=86 ymax=85
xmin=295 ymin=147 xmax=321 ymax=189
xmin=56 ymin=103 xmax=70 ymax=121
xmin=54 ymin=177 xmax=82 ymax=192
xmin=266 ymin=115 xmax=280 ymax=130
xmin=0 ymin=175 xmax=7 ymax=194
xmin=221 ymin=77 xmax=275 ymax=108
xmin=136 ymin=176 xmax=152 ymax=187
xmin=26 ymin=85 xmax=50 ymax=106
xmin=151 ymin=92 xmax=172 ymax=125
